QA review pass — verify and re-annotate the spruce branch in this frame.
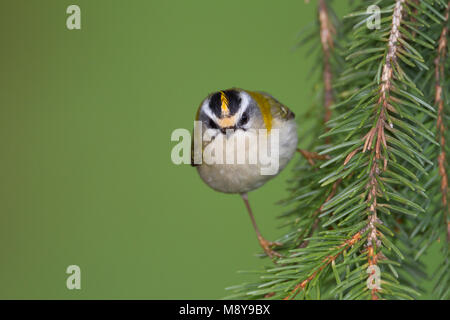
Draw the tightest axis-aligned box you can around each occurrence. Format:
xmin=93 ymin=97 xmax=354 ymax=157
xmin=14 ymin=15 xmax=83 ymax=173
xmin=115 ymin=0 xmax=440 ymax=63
xmin=226 ymin=0 xmax=448 ymax=300
xmin=284 ymin=231 xmax=362 ymax=300
xmin=361 ymin=0 xmax=405 ymax=300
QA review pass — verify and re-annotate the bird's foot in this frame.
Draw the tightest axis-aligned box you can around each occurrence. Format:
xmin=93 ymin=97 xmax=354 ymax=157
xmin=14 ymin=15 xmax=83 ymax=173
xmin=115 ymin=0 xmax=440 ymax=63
xmin=258 ymin=236 xmax=283 ymax=259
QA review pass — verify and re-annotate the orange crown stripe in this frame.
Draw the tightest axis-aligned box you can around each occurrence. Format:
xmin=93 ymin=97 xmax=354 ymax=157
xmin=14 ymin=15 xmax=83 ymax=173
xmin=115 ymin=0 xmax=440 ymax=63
xmin=220 ymin=91 xmax=230 ymax=116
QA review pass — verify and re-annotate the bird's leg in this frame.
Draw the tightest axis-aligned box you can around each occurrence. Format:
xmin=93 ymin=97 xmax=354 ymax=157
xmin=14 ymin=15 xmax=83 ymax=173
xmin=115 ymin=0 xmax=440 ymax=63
xmin=241 ymin=193 xmax=282 ymax=259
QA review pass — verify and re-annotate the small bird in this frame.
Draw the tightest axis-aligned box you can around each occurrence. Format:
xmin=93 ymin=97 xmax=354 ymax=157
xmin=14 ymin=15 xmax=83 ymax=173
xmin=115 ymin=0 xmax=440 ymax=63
xmin=191 ymin=88 xmax=298 ymax=258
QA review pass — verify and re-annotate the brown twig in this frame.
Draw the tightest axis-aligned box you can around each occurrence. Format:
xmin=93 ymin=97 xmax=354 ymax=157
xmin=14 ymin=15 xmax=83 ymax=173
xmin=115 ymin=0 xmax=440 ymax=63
xmin=283 ymin=232 xmax=362 ymax=300
xmin=292 ymin=0 xmax=335 ymax=255
xmin=318 ymin=0 xmax=335 ymax=129
xmin=434 ymin=2 xmax=449 ymax=241
xmin=297 ymin=148 xmax=330 ymax=166
xmin=294 ymin=1 xmax=336 ymax=250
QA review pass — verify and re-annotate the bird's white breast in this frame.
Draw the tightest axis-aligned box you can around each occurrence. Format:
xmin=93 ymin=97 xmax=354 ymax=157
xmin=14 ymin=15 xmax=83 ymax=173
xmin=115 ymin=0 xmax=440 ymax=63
xmin=197 ymin=118 xmax=298 ymax=194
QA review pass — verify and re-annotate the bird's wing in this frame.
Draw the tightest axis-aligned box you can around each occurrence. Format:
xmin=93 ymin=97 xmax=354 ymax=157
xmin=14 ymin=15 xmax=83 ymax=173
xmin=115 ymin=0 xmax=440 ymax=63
xmin=245 ymin=90 xmax=295 ymax=133
xmin=257 ymin=91 xmax=295 ymax=121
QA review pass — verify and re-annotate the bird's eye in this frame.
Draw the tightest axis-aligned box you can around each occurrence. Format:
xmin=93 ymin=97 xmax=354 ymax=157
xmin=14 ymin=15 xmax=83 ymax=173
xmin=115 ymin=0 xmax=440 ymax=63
xmin=239 ymin=112 xmax=249 ymax=126
xmin=208 ymin=118 xmax=219 ymax=129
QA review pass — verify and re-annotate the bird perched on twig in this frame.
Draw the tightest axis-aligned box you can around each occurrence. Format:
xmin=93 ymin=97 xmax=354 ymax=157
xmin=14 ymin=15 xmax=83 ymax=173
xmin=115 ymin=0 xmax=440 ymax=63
xmin=191 ymin=88 xmax=298 ymax=259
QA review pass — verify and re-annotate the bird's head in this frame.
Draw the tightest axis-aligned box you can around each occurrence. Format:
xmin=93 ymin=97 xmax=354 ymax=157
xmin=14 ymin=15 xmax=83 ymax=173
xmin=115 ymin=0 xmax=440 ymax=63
xmin=197 ymin=89 xmax=262 ymax=136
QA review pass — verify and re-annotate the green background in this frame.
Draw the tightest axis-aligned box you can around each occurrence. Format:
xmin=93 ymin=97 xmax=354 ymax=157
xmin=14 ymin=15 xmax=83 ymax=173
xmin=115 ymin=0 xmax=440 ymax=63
xmin=0 ymin=0 xmax=439 ymax=299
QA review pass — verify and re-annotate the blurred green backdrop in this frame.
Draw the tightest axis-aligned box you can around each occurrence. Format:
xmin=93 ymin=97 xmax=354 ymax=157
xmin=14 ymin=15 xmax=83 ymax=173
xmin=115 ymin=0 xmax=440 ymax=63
xmin=0 ymin=0 xmax=439 ymax=299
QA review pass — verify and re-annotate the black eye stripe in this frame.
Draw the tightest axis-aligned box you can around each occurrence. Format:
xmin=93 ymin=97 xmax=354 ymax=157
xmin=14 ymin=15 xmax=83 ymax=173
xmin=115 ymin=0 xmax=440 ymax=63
xmin=208 ymin=118 xmax=219 ymax=129
xmin=239 ymin=112 xmax=249 ymax=126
